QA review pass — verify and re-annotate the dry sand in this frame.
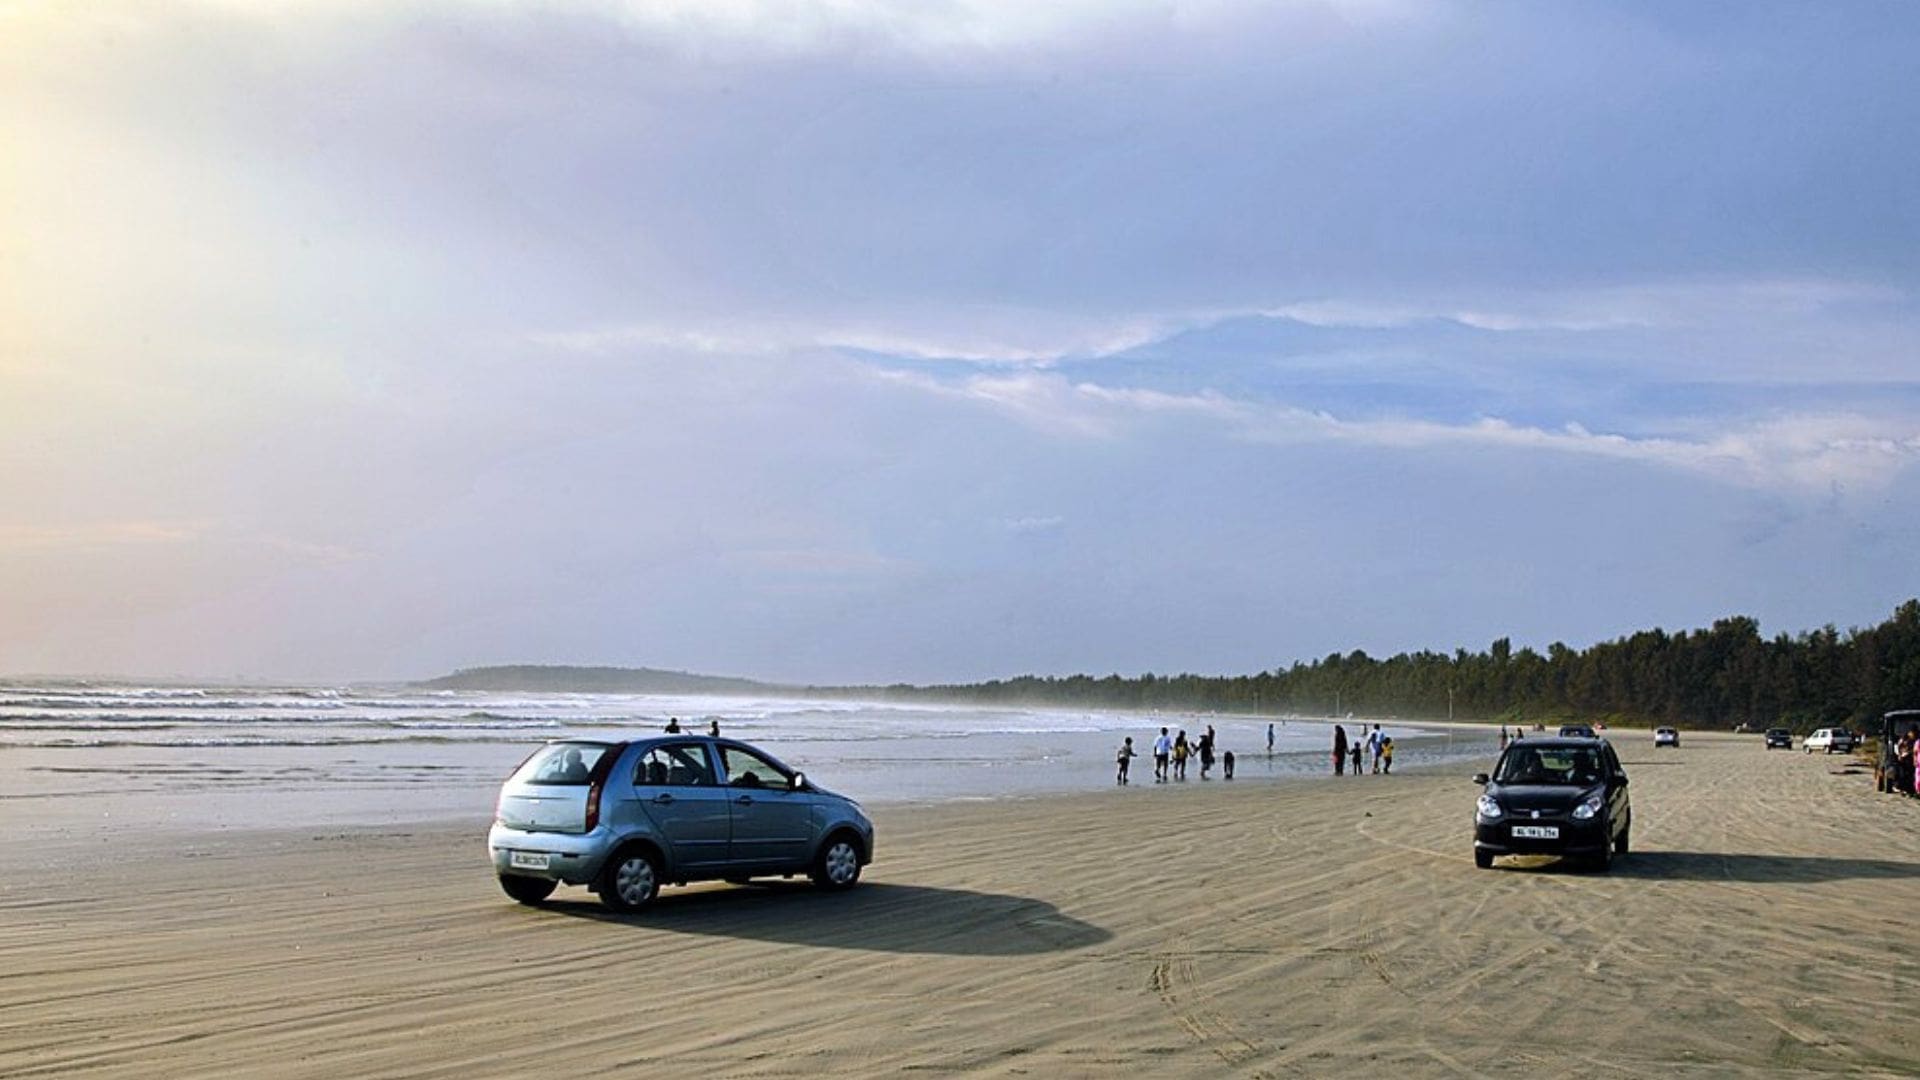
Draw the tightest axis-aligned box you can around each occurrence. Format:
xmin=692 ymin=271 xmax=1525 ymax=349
xmin=4 ymin=731 xmax=1918 ymax=1078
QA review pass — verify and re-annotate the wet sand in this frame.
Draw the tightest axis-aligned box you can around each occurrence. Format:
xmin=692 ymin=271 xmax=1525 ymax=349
xmin=3 ymin=731 xmax=1917 ymax=1077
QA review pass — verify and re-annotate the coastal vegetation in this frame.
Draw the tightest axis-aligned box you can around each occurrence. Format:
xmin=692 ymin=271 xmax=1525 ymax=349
xmin=880 ymin=601 xmax=1920 ymax=732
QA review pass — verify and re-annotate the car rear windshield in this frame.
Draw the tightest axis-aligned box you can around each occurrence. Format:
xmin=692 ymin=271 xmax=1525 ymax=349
xmin=512 ymin=743 xmax=612 ymax=786
xmin=1495 ymin=745 xmax=1607 ymax=786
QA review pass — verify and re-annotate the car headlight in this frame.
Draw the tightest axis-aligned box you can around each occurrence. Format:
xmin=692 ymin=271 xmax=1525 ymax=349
xmin=1476 ymin=794 xmax=1504 ymax=820
xmin=1571 ymin=792 xmax=1604 ymax=820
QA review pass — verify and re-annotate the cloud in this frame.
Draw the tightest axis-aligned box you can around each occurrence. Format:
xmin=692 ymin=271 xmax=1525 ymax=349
xmin=0 ymin=520 xmax=211 ymax=550
xmin=881 ymin=367 xmax=1920 ymax=494
xmin=1003 ymin=515 xmax=1065 ymax=534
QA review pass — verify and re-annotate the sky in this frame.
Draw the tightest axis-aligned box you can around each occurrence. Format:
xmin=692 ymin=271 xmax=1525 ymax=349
xmin=2 ymin=0 xmax=1917 ymax=684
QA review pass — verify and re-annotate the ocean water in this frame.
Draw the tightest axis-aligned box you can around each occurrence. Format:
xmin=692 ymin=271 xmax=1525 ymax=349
xmin=0 ymin=683 xmax=1499 ymax=843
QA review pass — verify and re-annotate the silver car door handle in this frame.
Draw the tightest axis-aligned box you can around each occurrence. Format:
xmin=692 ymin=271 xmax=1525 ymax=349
xmin=653 ymin=793 xmax=675 ymax=805
xmin=734 ymin=795 xmax=754 ymax=805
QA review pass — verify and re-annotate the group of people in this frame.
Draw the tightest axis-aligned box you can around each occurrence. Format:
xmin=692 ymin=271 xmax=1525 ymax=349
xmin=1892 ymin=726 xmax=1920 ymax=795
xmin=1117 ymin=725 xmax=1235 ymax=785
xmin=1329 ymin=722 xmax=1394 ymax=776
xmin=661 ymin=716 xmax=722 ymax=737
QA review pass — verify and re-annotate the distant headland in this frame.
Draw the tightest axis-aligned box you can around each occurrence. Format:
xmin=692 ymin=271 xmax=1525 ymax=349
xmin=418 ymin=665 xmax=781 ymax=696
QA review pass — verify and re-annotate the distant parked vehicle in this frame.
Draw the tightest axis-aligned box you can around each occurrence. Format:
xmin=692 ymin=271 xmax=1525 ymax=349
xmin=1765 ymin=727 xmax=1793 ymax=750
xmin=1876 ymin=710 xmax=1920 ymax=794
xmin=1653 ymin=727 xmax=1679 ymax=748
xmin=489 ymin=736 xmax=874 ymax=910
xmin=1558 ymin=724 xmax=1598 ymax=739
xmin=1805 ymin=728 xmax=1856 ymax=754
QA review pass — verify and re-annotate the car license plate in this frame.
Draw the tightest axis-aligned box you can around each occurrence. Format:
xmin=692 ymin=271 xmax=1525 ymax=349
xmin=509 ymin=851 xmax=550 ymax=870
xmin=1511 ymin=825 xmax=1559 ymax=839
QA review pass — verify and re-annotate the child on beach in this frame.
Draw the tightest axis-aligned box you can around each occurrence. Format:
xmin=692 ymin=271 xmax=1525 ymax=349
xmin=1381 ymin=737 xmax=1394 ymax=774
xmin=1223 ymin=750 xmax=1235 ymax=779
xmin=1116 ymin=737 xmax=1137 ymax=785
xmin=1350 ymin=742 xmax=1362 ymax=775
xmin=1173 ymin=730 xmax=1190 ymax=780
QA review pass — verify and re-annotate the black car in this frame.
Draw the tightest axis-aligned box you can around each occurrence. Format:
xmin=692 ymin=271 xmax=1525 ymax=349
xmin=1764 ymin=727 xmax=1793 ymax=749
xmin=1473 ymin=737 xmax=1630 ymax=871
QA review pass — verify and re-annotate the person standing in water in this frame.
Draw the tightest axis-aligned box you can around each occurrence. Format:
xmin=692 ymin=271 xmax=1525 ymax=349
xmin=1350 ymin=740 xmax=1363 ymax=776
xmin=1333 ymin=724 xmax=1348 ymax=775
xmin=1116 ymin=737 xmax=1137 ymax=785
xmin=1267 ymin=722 xmax=1276 ymax=754
xmin=664 ymin=717 xmax=682 ymax=733
xmin=1152 ymin=726 xmax=1172 ymax=782
xmin=1198 ymin=725 xmax=1216 ymax=780
xmin=1173 ymin=730 xmax=1191 ymax=780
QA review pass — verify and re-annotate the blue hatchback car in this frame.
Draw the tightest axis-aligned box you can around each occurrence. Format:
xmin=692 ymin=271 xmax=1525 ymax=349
xmin=489 ymin=736 xmax=874 ymax=909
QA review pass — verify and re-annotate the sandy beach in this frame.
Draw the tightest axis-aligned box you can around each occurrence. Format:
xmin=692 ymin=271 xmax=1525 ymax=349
xmin=4 ymin=731 xmax=1918 ymax=1078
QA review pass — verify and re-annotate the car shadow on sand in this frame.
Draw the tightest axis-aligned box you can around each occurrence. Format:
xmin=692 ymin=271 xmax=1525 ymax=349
xmin=540 ymin=881 xmax=1112 ymax=955
xmin=1500 ymin=850 xmax=1920 ymax=883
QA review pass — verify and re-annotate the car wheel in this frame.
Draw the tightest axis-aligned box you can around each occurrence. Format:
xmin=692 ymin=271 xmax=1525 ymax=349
xmin=499 ymin=874 xmax=557 ymax=905
xmin=598 ymin=847 xmax=661 ymax=911
xmin=811 ymin=834 xmax=863 ymax=890
xmin=1474 ymin=849 xmax=1494 ymax=870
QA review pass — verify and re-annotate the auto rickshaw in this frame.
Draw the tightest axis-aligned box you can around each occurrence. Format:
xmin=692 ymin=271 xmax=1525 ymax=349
xmin=1876 ymin=709 xmax=1920 ymax=794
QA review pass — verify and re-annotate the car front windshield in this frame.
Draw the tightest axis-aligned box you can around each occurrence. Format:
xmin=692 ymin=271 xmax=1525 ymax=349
xmin=1495 ymin=745 xmax=1607 ymax=786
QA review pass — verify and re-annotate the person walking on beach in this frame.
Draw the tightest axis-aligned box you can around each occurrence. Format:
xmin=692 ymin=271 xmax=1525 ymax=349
xmin=1223 ymin=750 xmax=1235 ymax=779
xmin=1333 ymin=724 xmax=1348 ymax=776
xmin=1153 ymin=727 xmax=1172 ymax=782
xmin=1381 ymin=736 xmax=1394 ymax=775
xmin=1498 ymin=724 xmax=1508 ymax=750
xmin=1173 ymin=730 xmax=1191 ymax=780
xmin=1116 ymin=737 xmax=1137 ymax=785
xmin=1368 ymin=724 xmax=1384 ymax=774
xmin=1199 ymin=725 xmax=1216 ymax=780
xmin=1267 ymin=723 xmax=1276 ymax=754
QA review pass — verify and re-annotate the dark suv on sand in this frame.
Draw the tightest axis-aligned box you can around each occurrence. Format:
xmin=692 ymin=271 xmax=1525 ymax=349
xmin=1473 ymin=737 xmax=1630 ymax=871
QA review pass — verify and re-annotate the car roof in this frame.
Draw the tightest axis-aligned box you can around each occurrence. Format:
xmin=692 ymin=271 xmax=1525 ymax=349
xmin=1509 ymin=736 xmax=1607 ymax=748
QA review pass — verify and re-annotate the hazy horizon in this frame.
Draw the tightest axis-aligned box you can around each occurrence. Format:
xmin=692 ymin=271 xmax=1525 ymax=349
xmin=6 ymin=2 xmax=1918 ymax=684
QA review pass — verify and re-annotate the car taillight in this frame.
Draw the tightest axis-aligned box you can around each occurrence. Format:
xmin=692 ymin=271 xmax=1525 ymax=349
xmin=585 ymin=780 xmax=603 ymax=832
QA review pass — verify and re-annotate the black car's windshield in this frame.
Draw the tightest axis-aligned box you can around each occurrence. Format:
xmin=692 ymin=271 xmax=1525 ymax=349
xmin=1495 ymin=745 xmax=1607 ymax=786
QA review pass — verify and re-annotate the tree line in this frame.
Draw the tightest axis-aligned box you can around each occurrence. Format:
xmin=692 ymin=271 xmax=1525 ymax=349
xmin=856 ymin=600 xmax=1920 ymax=732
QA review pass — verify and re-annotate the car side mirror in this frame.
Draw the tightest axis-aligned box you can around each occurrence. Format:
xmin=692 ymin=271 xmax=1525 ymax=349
xmin=1471 ymin=773 xmax=1489 ymax=785
xmin=789 ymin=771 xmax=806 ymax=792
xmin=1614 ymin=774 xmax=1629 ymax=786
